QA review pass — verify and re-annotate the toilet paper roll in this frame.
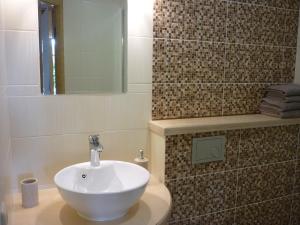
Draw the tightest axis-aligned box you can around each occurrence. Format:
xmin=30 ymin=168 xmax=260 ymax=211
xmin=20 ymin=178 xmax=39 ymax=208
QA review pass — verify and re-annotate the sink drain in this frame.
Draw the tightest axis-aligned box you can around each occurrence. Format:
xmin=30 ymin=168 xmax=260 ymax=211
xmin=82 ymin=174 xmax=87 ymax=179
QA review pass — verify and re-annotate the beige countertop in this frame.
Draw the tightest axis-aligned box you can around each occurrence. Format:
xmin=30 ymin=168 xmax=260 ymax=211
xmin=149 ymin=114 xmax=300 ymax=136
xmin=10 ymin=177 xmax=171 ymax=225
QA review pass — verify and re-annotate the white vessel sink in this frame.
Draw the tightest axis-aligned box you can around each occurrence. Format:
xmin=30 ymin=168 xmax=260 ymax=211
xmin=54 ymin=160 xmax=150 ymax=221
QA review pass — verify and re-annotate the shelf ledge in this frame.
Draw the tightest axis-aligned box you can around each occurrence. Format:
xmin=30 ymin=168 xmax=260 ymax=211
xmin=149 ymin=114 xmax=300 ymax=136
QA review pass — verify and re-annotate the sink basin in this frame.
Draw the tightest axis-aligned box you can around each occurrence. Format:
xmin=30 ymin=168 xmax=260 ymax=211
xmin=54 ymin=160 xmax=150 ymax=221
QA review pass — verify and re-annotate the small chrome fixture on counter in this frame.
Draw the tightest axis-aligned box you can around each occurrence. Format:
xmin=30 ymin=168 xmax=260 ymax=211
xmin=88 ymin=135 xmax=104 ymax=167
xmin=134 ymin=149 xmax=149 ymax=170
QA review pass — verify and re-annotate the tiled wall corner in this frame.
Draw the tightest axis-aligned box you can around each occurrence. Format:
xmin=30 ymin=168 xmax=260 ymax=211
xmin=165 ymin=125 xmax=300 ymax=224
xmin=152 ymin=0 xmax=300 ymax=120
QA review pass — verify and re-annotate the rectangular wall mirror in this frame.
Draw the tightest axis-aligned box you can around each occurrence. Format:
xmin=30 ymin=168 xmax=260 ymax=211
xmin=38 ymin=0 xmax=127 ymax=95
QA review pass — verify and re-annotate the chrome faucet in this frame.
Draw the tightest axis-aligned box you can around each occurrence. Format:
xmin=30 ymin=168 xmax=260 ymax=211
xmin=88 ymin=135 xmax=103 ymax=167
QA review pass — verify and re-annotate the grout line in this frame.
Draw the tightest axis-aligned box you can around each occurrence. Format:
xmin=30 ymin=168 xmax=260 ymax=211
xmin=289 ymin=126 xmax=300 ymax=224
xmin=221 ymin=0 xmax=229 ymax=117
xmin=221 ymin=83 xmax=225 ymax=116
xmin=169 ymin=194 xmax=296 ymax=224
xmin=282 ymin=10 xmax=288 ymax=84
xmin=6 ymin=85 xmax=40 ymax=87
xmin=10 ymin=128 xmax=149 ymax=140
xmin=152 ymin=82 xmax=287 ymax=85
xmin=3 ymin=29 xmax=38 ymax=32
xmin=153 ymin=37 xmax=298 ymax=49
xmin=225 ymin=0 xmax=300 ymax=12
xmin=165 ymin=159 xmax=298 ymax=182
xmin=283 ymin=9 xmax=288 ymax=48
xmin=233 ymin=129 xmax=242 ymax=224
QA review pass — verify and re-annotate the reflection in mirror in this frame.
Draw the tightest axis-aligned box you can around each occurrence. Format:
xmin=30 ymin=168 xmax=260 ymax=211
xmin=38 ymin=0 xmax=127 ymax=95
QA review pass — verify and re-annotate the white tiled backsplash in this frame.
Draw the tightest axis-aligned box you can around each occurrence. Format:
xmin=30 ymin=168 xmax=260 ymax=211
xmin=2 ymin=0 xmax=153 ymax=190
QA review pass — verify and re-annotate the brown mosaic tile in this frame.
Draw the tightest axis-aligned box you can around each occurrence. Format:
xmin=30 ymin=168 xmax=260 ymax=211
xmin=153 ymin=39 xmax=183 ymax=84
xmin=222 ymin=83 xmax=268 ymax=116
xmin=153 ymin=40 xmax=226 ymax=84
xmin=166 ymin=177 xmax=196 ymax=221
xmin=291 ymin=194 xmax=300 ymax=225
xmin=284 ymin=10 xmax=299 ymax=47
xmin=235 ymin=196 xmax=292 ymax=225
xmin=160 ymin=83 xmax=180 ymax=119
xmin=168 ymin=219 xmax=191 ymax=225
xmin=236 ymin=161 xmax=295 ymax=206
xmin=165 ymin=134 xmax=193 ymax=179
xmin=229 ymin=0 xmax=300 ymax=9
xmin=227 ymin=3 xmax=286 ymax=46
xmin=153 ymin=0 xmax=185 ymax=39
xmin=189 ymin=209 xmax=235 ymax=225
xmin=279 ymin=0 xmax=300 ymax=9
xmin=165 ymin=130 xmax=240 ymax=180
xmin=152 ymin=0 xmax=299 ymax=121
xmin=238 ymin=126 xmax=299 ymax=168
xmin=183 ymin=0 xmax=226 ymax=41
xmin=166 ymin=172 xmax=237 ymax=222
xmin=152 ymin=83 xmax=164 ymax=120
xmin=176 ymin=83 xmax=219 ymax=118
xmin=281 ymin=47 xmax=297 ymax=83
xmin=182 ymin=41 xmax=225 ymax=83
xmin=295 ymin=168 xmax=300 ymax=194
xmin=225 ymin=44 xmax=282 ymax=83
xmin=194 ymin=171 xmax=237 ymax=215
xmin=161 ymin=83 xmax=223 ymax=119
xmin=154 ymin=0 xmax=227 ymax=41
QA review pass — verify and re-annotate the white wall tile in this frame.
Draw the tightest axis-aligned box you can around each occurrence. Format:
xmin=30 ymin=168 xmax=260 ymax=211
xmin=3 ymin=0 xmax=38 ymax=31
xmin=0 ymin=31 xmax=6 ymax=85
xmin=128 ymin=84 xmax=152 ymax=93
xmin=6 ymin=85 xmax=41 ymax=96
xmin=11 ymin=136 xmax=59 ymax=189
xmin=0 ymin=0 xmax=12 ymax=202
xmin=105 ymin=93 xmax=151 ymax=130
xmin=11 ymin=134 xmax=91 ymax=189
xmin=9 ymin=96 xmax=63 ymax=138
xmin=0 ymin=0 xmax=3 ymax=30
xmin=128 ymin=37 xmax=153 ymax=84
xmin=5 ymin=31 xmax=40 ymax=85
xmin=61 ymin=95 xmax=107 ymax=134
xmin=128 ymin=0 xmax=154 ymax=38
xmin=10 ymin=129 xmax=149 ymax=189
xmin=0 ymin=93 xmax=12 ymax=201
xmin=6 ymin=0 xmax=154 ymax=189
xmin=101 ymin=129 xmax=149 ymax=163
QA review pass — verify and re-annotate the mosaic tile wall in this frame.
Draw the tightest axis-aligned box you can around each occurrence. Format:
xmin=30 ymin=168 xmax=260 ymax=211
xmin=152 ymin=0 xmax=300 ymax=120
xmin=165 ymin=125 xmax=300 ymax=225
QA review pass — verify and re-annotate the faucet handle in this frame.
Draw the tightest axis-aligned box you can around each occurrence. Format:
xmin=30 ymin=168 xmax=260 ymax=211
xmin=88 ymin=135 xmax=100 ymax=147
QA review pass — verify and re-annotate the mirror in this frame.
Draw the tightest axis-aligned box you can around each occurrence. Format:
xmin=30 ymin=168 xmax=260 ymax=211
xmin=38 ymin=0 xmax=127 ymax=95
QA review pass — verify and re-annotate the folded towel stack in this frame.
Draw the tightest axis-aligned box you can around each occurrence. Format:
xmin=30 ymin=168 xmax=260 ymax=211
xmin=260 ymin=84 xmax=300 ymax=118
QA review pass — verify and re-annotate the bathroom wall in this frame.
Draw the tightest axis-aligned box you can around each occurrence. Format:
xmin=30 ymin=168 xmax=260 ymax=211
xmin=294 ymin=7 xmax=300 ymax=84
xmin=153 ymin=0 xmax=299 ymax=120
xmin=0 ymin=0 xmax=12 ymax=211
xmin=4 ymin=0 xmax=153 ymax=190
xmin=151 ymin=0 xmax=300 ymax=224
xmin=165 ymin=126 xmax=300 ymax=224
